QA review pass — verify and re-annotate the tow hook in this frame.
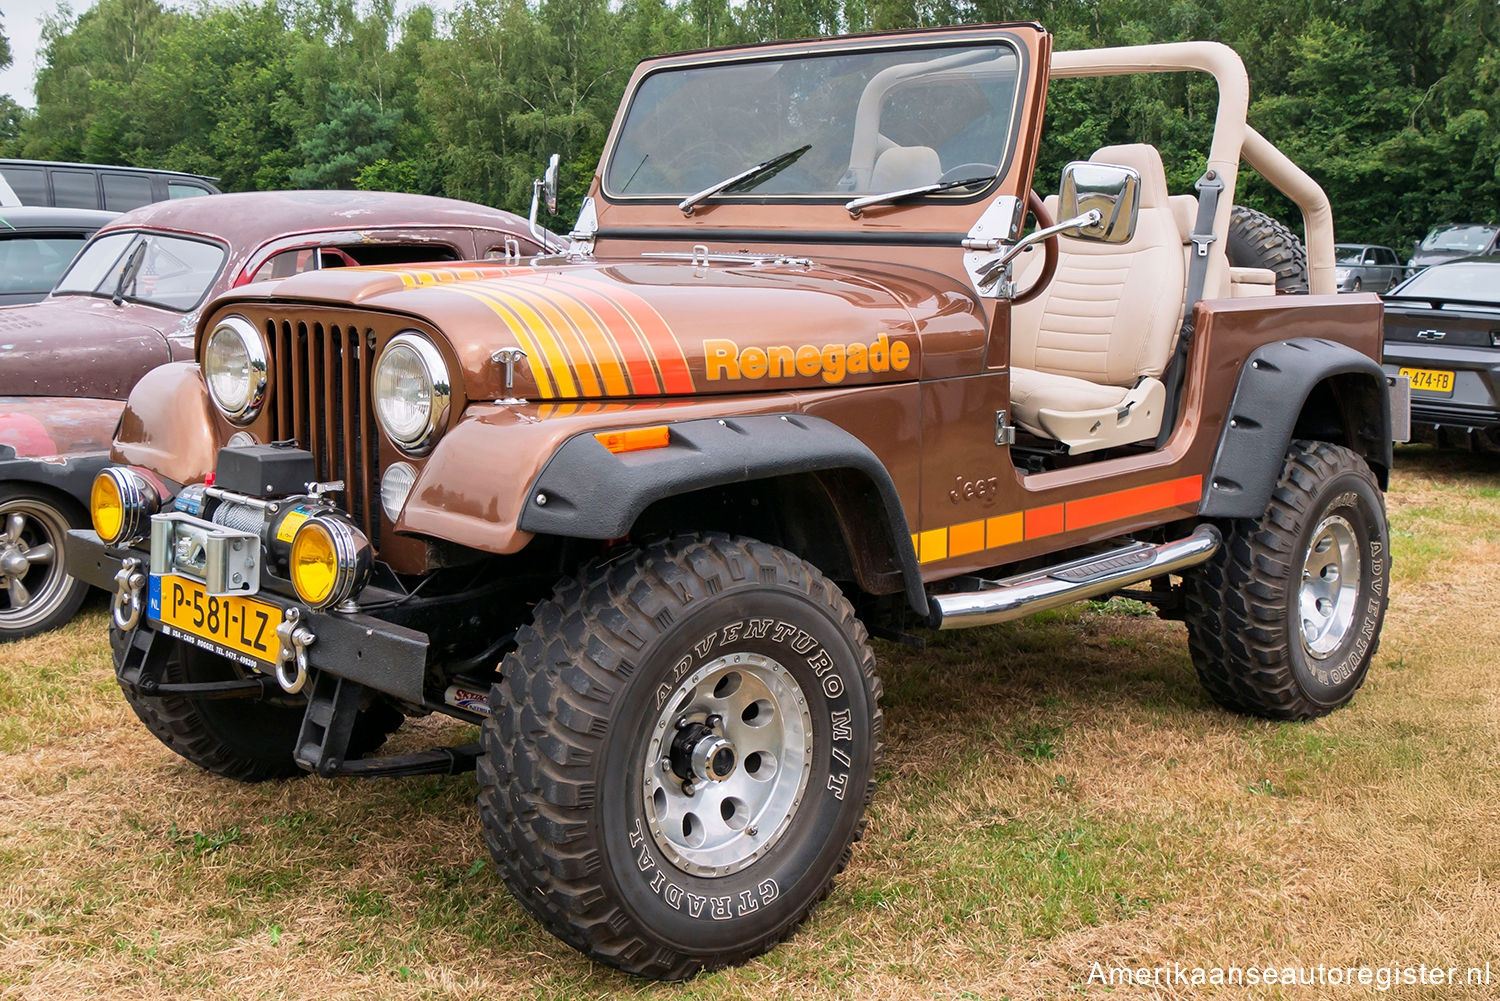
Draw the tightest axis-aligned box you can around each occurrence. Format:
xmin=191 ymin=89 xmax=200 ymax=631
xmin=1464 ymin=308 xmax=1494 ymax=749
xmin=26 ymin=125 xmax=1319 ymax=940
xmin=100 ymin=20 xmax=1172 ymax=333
xmin=111 ymin=558 xmax=146 ymax=631
xmin=274 ymin=606 xmax=317 ymax=694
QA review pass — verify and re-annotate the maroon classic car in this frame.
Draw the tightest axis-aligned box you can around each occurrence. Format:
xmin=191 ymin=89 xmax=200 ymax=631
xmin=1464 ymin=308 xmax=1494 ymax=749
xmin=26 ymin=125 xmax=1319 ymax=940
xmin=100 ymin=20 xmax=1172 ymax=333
xmin=0 ymin=190 xmax=546 ymax=638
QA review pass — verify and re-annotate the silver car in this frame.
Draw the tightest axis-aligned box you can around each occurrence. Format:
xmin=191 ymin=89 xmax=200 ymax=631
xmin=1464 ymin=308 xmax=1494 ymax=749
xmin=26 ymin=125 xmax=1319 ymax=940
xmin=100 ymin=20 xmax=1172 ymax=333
xmin=1335 ymin=243 xmax=1403 ymax=292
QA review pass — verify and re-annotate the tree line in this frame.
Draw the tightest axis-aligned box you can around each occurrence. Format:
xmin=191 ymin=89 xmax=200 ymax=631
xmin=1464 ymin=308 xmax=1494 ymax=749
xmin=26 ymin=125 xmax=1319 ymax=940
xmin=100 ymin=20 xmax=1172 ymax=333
xmin=0 ymin=0 xmax=1494 ymax=253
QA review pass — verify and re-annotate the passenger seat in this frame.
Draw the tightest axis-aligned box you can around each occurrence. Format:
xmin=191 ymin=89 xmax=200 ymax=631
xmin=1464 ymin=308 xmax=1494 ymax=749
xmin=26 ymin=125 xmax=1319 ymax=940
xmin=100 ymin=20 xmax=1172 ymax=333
xmin=1008 ymin=144 xmax=1185 ymax=453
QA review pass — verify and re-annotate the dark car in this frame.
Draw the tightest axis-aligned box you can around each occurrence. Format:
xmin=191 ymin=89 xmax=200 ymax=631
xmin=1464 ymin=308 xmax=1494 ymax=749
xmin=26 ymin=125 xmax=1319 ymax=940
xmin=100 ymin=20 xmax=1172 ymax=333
xmin=1407 ymin=223 xmax=1500 ymax=274
xmin=0 ymin=160 xmax=220 ymax=211
xmin=0 ymin=206 xmax=119 ymax=305
xmin=0 ymin=189 xmax=548 ymax=639
xmin=1335 ymin=243 xmax=1403 ymax=292
xmin=1381 ymin=258 xmax=1500 ymax=448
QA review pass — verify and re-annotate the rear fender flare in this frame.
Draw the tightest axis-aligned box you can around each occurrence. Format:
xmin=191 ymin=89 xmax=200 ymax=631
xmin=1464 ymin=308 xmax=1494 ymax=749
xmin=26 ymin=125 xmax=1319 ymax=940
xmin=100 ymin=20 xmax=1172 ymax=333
xmin=1202 ymin=338 xmax=1392 ymax=518
xmin=518 ymin=413 xmax=927 ymax=614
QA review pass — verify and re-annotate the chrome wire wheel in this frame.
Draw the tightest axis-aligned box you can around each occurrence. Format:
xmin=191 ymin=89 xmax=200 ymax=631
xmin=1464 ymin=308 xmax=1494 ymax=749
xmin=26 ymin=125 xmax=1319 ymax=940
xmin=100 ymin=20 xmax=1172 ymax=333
xmin=0 ymin=498 xmax=71 ymax=634
xmin=1298 ymin=513 xmax=1362 ymax=658
xmin=642 ymin=652 xmax=813 ymax=878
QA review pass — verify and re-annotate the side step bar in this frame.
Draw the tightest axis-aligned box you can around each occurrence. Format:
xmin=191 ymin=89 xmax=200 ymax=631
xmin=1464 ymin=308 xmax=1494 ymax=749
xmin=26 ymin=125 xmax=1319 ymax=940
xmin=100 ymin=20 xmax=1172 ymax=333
xmin=929 ymin=524 xmax=1222 ymax=630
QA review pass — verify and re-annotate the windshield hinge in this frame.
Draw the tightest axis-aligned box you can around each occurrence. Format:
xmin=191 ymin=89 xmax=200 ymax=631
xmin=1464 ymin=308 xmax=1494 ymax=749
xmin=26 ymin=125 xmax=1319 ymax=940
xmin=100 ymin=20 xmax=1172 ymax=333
xmin=565 ymin=197 xmax=598 ymax=257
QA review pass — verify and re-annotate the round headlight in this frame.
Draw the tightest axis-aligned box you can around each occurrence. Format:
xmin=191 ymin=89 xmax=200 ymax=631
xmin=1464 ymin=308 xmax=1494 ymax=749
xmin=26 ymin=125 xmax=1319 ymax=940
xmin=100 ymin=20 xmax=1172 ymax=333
xmin=90 ymin=468 xmax=158 ymax=546
xmin=373 ymin=333 xmax=450 ymax=453
xmin=289 ymin=515 xmax=371 ymax=610
xmin=204 ymin=316 xmax=267 ymax=423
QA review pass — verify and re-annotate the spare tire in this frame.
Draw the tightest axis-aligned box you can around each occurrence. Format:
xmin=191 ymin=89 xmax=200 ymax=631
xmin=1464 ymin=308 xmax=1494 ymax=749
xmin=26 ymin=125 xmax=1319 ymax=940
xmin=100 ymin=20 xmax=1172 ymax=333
xmin=1226 ymin=205 xmax=1308 ymax=293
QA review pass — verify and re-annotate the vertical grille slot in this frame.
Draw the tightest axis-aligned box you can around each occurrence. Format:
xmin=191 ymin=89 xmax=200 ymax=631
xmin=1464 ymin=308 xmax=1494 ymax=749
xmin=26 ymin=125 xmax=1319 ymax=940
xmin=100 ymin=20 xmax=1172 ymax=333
xmin=265 ymin=317 xmax=380 ymax=546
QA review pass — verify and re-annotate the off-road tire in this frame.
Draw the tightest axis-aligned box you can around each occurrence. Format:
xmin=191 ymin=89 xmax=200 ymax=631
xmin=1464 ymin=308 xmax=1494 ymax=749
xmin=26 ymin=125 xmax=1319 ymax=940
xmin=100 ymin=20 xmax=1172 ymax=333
xmin=1183 ymin=440 xmax=1388 ymax=719
xmin=1226 ymin=204 xmax=1309 ymax=293
xmin=116 ymin=630 xmax=404 ymax=782
xmin=477 ymin=533 xmax=882 ymax=980
xmin=0 ymin=487 xmax=90 ymax=641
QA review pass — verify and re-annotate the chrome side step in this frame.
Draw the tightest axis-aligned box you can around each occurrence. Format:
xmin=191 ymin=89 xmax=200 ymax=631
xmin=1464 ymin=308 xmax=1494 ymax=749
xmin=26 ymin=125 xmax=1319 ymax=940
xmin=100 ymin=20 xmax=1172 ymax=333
xmin=929 ymin=524 xmax=1222 ymax=630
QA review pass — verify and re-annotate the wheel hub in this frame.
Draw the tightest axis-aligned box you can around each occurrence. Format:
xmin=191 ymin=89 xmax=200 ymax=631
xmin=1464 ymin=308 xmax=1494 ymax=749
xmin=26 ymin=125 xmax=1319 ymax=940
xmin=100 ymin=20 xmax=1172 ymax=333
xmin=1298 ymin=514 xmax=1362 ymax=658
xmin=642 ymin=652 xmax=813 ymax=877
xmin=0 ymin=546 xmax=30 ymax=580
xmin=1 ymin=507 xmax=63 ymax=620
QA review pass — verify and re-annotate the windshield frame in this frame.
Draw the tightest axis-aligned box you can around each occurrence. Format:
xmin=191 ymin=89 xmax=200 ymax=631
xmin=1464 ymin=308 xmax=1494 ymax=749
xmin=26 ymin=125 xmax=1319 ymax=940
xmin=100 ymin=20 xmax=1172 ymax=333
xmin=51 ymin=227 xmax=229 ymax=313
xmin=599 ymin=31 xmax=1030 ymax=210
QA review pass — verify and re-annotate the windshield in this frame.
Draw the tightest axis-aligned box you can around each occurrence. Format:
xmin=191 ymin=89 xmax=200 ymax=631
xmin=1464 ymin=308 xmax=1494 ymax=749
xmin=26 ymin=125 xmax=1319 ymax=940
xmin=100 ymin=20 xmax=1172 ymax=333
xmin=605 ymin=41 xmax=1021 ymax=200
xmin=53 ymin=230 xmax=226 ymax=311
xmin=1335 ymin=246 xmax=1366 ymax=265
xmin=0 ymin=234 xmax=91 ymax=295
xmin=1419 ymin=224 xmax=1498 ymax=253
xmin=1392 ymin=263 xmax=1500 ymax=304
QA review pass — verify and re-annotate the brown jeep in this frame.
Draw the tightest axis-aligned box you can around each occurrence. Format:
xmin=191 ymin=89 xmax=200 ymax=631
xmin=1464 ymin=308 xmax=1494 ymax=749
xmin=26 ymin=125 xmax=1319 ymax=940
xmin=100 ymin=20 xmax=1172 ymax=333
xmin=67 ymin=25 xmax=1404 ymax=979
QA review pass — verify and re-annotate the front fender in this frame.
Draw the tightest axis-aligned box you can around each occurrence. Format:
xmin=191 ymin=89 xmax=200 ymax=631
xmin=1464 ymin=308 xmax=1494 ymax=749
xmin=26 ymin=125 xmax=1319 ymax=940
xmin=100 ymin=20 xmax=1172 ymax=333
xmin=0 ymin=396 xmax=124 ymax=504
xmin=112 ymin=363 xmax=222 ymax=485
xmin=518 ymin=413 xmax=926 ymax=614
xmin=1201 ymin=338 xmax=1392 ymax=519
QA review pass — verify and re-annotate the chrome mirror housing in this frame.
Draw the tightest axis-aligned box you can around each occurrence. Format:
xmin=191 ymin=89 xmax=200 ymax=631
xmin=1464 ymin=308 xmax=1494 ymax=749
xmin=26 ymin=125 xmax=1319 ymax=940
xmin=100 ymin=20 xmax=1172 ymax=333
xmin=1059 ymin=161 xmax=1141 ymax=243
xmin=543 ymin=153 xmax=560 ymax=216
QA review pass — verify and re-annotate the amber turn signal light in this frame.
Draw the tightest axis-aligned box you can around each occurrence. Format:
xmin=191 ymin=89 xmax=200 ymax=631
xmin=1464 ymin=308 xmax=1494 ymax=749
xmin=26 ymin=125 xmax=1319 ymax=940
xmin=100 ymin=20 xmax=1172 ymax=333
xmin=593 ymin=425 xmax=671 ymax=454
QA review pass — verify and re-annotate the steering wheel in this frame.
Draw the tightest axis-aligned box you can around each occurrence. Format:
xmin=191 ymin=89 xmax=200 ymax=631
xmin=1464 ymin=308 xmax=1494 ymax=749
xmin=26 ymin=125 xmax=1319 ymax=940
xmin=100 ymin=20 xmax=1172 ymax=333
xmin=939 ymin=162 xmax=997 ymax=185
xmin=1009 ymin=189 xmax=1058 ymax=307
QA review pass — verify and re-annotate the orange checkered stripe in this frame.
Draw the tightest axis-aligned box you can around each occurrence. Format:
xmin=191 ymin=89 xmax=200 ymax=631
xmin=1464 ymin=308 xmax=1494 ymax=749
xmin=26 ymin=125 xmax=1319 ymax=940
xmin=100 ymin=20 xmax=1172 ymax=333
xmin=912 ymin=475 xmax=1204 ymax=564
xmin=397 ymin=267 xmax=696 ymax=400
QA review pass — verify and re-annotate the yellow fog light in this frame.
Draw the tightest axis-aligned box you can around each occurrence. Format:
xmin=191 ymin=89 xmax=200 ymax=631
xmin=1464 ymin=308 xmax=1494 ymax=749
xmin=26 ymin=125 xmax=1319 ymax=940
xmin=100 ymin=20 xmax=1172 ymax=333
xmin=289 ymin=515 xmax=371 ymax=610
xmin=90 ymin=468 xmax=157 ymax=546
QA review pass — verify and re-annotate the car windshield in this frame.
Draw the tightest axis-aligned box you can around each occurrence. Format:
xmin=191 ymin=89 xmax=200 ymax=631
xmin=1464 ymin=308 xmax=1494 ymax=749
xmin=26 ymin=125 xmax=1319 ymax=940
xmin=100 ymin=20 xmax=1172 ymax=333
xmin=1419 ymin=224 xmax=1498 ymax=253
xmin=1335 ymin=246 xmax=1366 ymax=265
xmin=1392 ymin=263 xmax=1500 ymax=303
xmin=0 ymin=234 xmax=91 ymax=295
xmin=53 ymin=230 xmax=226 ymax=311
xmin=605 ymin=41 xmax=1022 ymax=200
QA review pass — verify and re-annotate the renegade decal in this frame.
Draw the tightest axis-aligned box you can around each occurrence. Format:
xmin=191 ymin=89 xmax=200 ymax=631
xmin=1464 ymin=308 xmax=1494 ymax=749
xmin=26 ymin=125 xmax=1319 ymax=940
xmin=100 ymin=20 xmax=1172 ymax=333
xmin=913 ymin=475 xmax=1204 ymax=563
xmin=703 ymin=334 xmax=910 ymax=385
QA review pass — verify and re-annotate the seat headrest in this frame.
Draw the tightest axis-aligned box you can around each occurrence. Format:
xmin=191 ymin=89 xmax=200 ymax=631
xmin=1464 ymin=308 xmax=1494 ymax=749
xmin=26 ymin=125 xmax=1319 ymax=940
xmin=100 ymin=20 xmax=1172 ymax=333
xmin=871 ymin=145 xmax=941 ymax=192
xmin=1167 ymin=194 xmax=1198 ymax=244
xmin=1088 ymin=143 xmax=1170 ymax=210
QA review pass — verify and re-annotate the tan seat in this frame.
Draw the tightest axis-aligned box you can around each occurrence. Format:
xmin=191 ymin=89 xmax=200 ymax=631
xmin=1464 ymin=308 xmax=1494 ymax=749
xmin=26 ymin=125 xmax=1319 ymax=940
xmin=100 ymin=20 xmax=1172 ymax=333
xmin=1168 ymin=194 xmax=1274 ymax=300
xmin=1008 ymin=144 xmax=1185 ymax=453
xmin=870 ymin=145 xmax=941 ymax=191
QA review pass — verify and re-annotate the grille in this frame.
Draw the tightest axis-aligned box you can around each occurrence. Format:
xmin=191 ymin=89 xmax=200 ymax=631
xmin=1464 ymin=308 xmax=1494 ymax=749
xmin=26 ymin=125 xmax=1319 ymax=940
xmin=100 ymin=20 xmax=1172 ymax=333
xmin=265 ymin=319 xmax=380 ymax=546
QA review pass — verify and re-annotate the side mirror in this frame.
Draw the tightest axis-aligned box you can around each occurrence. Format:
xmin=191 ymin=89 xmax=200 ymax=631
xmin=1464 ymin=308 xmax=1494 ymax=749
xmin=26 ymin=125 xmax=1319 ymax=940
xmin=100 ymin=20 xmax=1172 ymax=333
xmin=1058 ymin=161 xmax=1141 ymax=244
xmin=543 ymin=153 xmax=560 ymax=216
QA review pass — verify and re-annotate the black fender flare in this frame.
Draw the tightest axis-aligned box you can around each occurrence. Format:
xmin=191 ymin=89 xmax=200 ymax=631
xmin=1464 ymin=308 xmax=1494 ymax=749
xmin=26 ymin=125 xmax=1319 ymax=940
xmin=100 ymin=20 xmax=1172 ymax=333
xmin=0 ymin=447 xmax=112 ymax=509
xmin=1201 ymin=338 xmax=1392 ymax=519
xmin=518 ymin=413 xmax=927 ymax=615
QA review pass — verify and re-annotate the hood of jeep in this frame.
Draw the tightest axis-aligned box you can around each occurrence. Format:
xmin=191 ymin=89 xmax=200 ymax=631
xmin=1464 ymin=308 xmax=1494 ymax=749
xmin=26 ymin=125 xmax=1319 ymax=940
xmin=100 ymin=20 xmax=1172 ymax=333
xmin=237 ymin=257 xmax=985 ymax=400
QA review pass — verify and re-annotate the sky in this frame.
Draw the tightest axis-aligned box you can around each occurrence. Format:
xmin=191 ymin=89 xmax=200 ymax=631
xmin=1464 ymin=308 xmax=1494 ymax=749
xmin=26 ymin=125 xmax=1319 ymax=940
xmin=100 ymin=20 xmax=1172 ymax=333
xmin=0 ymin=0 xmax=88 ymax=107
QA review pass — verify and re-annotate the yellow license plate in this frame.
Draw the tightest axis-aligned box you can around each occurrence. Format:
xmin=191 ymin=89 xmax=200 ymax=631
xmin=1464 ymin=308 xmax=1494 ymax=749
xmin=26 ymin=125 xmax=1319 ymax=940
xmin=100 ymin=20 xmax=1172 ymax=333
xmin=148 ymin=574 xmax=279 ymax=667
xmin=1400 ymin=366 xmax=1454 ymax=395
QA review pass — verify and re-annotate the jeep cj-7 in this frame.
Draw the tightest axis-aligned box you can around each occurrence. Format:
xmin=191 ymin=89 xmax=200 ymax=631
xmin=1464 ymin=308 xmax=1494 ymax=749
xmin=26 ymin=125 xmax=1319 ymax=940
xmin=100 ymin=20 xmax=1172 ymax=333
xmin=68 ymin=25 xmax=1405 ymax=978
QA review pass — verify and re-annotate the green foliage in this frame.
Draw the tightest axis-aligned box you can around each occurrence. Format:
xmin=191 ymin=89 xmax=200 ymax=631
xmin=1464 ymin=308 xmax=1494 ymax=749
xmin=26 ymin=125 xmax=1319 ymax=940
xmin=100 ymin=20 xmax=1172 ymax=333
xmin=3 ymin=0 xmax=1494 ymax=247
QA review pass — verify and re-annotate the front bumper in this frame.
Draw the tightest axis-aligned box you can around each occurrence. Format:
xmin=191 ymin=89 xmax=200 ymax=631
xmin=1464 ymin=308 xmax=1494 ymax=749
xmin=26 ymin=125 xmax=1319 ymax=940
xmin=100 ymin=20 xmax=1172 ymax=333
xmin=66 ymin=529 xmax=431 ymax=704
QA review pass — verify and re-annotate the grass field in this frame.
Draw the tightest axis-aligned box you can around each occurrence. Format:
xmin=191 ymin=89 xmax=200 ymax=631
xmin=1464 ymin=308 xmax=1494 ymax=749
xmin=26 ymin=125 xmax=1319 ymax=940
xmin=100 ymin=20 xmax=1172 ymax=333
xmin=3 ymin=446 xmax=1499 ymax=999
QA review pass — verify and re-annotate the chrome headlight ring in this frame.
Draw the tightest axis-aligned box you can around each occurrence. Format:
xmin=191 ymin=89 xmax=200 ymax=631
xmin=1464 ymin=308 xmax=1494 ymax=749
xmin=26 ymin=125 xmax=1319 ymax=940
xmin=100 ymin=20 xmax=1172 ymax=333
xmin=203 ymin=315 xmax=268 ymax=424
xmin=373 ymin=332 xmax=451 ymax=455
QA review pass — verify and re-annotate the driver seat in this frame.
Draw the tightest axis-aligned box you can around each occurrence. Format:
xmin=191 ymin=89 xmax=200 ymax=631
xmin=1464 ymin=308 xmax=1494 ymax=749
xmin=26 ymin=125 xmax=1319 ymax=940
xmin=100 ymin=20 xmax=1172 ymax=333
xmin=1008 ymin=144 xmax=1186 ymax=453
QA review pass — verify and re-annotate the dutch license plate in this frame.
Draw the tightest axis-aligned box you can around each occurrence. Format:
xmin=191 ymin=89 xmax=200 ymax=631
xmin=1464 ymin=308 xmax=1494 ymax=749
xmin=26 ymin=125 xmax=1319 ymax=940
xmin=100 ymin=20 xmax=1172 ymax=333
xmin=1399 ymin=366 xmax=1454 ymax=395
xmin=148 ymin=574 xmax=279 ymax=668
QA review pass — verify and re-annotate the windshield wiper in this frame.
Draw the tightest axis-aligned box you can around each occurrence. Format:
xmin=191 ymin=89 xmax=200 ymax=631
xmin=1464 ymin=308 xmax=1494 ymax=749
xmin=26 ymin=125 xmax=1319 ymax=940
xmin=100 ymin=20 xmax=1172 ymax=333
xmin=111 ymin=241 xmax=147 ymax=306
xmin=845 ymin=173 xmax=998 ymax=218
xmin=678 ymin=144 xmax=812 ymax=216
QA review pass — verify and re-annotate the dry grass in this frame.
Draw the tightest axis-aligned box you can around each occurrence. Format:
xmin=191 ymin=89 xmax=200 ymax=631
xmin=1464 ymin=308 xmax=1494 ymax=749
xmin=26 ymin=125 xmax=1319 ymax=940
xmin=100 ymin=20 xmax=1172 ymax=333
xmin=3 ymin=445 xmax=1500 ymax=999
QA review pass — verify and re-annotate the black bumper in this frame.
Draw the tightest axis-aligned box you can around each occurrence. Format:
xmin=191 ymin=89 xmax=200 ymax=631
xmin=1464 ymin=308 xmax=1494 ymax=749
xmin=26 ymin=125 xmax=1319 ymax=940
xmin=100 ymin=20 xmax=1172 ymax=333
xmin=1382 ymin=349 xmax=1500 ymax=431
xmin=65 ymin=529 xmax=431 ymax=705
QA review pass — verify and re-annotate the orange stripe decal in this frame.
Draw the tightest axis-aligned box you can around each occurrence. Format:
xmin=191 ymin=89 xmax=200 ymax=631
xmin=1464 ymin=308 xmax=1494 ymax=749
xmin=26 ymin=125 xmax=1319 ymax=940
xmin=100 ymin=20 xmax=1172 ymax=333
xmin=446 ymin=286 xmax=558 ymax=399
xmin=539 ymin=276 xmax=663 ymax=395
xmin=916 ymin=476 xmax=1202 ymax=565
xmin=1065 ymin=475 xmax=1203 ymax=532
xmin=1024 ymin=504 xmax=1065 ymax=540
xmin=509 ymin=282 xmax=631 ymax=397
xmin=491 ymin=283 xmax=604 ymax=398
xmin=566 ymin=273 xmax=695 ymax=394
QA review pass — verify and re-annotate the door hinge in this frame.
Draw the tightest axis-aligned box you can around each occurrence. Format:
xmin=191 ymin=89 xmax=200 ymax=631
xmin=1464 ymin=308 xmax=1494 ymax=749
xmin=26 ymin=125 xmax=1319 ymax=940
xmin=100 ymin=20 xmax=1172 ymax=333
xmin=995 ymin=410 xmax=1017 ymax=446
